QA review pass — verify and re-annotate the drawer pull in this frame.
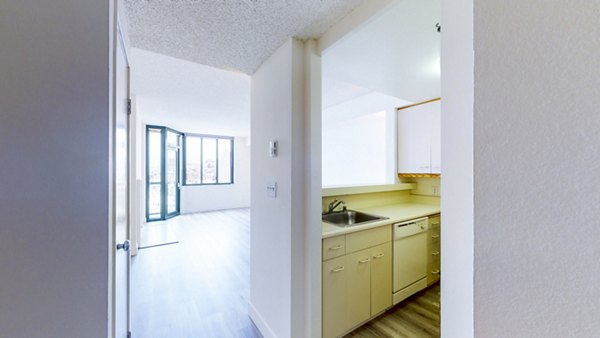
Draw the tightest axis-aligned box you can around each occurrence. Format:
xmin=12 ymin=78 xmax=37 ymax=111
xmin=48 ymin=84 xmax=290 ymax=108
xmin=431 ymin=269 xmax=440 ymax=275
xmin=372 ymin=253 xmax=385 ymax=259
xmin=329 ymin=245 xmax=343 ymax=251
xmin=331 ymin=266 xmax=345 ymax=273
xmin=358 ymin=258 xmax=371 ymax=264
xmin=431 ymin=234 xmax=440 ymax=239
xmin=431 ymin=222 xmax=440 ymax=226
xmin=432 ymin=251 xmax=440 ymax=256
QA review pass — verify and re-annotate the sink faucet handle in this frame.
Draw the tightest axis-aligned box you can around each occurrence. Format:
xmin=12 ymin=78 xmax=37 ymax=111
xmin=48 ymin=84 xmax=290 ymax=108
xmin=327 ymin=199 xmax=346 ymax=214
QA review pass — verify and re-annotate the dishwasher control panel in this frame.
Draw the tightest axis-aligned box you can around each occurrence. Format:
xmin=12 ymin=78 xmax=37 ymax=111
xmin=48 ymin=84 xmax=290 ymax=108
xmin=393 ymin=217 xmax=429 ymax=239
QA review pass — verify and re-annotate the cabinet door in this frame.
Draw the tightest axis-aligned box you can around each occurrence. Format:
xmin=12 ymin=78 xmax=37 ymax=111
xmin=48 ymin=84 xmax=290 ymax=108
xmin=397 ymin=103 xmax=433 ymax=173
xmin=323 ymin=256 xmax=347 ymax=338
xmin=345 ymin=249 xmax=371 ymax=330
xmin=430 ymin=101 xmax=441 ymax=173
xmin=370 ymin=242 xmax=392 ymax=315
xmin=397 ymin=100 xmax=441 ymax=174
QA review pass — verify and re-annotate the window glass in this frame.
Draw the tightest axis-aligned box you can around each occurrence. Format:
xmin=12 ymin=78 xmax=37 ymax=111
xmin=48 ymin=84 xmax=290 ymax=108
xmin=185 ymin=136 xmax=201 ymax=184
xmin=147 ymin=128 xmax=162 ymax=219
xmin=218 ymin=139 xmax=232 ymax=184
xmin=202 ymin=138 xmax=217 ymax=184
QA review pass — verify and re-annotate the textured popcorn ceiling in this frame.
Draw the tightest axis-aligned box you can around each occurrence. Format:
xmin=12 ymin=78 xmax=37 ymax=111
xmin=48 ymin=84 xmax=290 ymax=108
xmin=123 ymin=0 xmax=365 ymax=74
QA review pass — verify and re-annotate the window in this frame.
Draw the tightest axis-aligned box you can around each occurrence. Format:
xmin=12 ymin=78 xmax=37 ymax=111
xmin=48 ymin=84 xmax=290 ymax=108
xmin=184 ymin=134 xmax=234 ymax=185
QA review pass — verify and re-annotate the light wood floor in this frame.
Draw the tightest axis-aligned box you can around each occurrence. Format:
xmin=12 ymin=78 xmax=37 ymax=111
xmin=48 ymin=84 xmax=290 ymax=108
xmin=345 ymin=283 xmax=440 ymax=338
xmin=132 ymin=208 xmax=439 ymax=338
xmin=131 ymin=208 xmax=261 ymax=338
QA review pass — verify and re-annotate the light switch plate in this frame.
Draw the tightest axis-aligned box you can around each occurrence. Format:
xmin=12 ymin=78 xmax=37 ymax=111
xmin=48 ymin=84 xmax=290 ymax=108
xmin=267 ymin=181 xmax=277 ymax=198
xmin=269 ymin=140 xmax=278 ymax=157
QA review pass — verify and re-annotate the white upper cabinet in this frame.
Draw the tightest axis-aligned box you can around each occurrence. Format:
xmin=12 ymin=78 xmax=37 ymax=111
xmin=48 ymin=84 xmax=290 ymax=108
xmin=397 ymin=99 xmax=441 ymax=174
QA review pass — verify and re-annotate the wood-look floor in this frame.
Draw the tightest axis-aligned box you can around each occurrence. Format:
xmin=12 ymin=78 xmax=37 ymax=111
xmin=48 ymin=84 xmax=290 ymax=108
xmin=131 ymin=208 xmax=262 ymax=338
xmin=345 ymin=283 xmax=440 ymax=338
xmin=132 ymin=208 xmax=439 ymax=338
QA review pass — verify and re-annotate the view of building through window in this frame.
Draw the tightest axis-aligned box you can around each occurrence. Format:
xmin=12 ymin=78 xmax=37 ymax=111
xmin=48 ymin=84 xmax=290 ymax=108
xmin=184 ymin=134 xmax=234 ymax=185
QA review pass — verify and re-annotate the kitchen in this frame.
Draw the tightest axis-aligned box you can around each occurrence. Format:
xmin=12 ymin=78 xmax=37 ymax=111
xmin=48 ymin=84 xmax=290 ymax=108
xmin=320 ymin=0 xmax=441 ymax=336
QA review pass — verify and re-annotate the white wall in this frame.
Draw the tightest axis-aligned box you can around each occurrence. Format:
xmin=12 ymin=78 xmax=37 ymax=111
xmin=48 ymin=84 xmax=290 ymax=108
xmin=321 ymin=92 xmax=407 ymax=187
xmin=0 ymin=1 xmax=111 ymax=337
xmin=181 ymin=137 xmax=250 ymax=213
xmin=323 ymin=111 xmax=387 ymax=186
xmin=250 ymin=39 xmax=310 ymax=338
xmin=472 ymin=1 xmax=600 ymax=337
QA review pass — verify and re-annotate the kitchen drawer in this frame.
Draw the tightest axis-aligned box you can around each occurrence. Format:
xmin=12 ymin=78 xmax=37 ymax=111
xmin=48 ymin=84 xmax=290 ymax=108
xmin=429 ymin=214 xmax=441 ymax=228
xmin=430 ymin=227 xmax=440 ymax=243
xmin=346 ymin=225 xmax=392 ymax=254
xmin=429 ymin=268 xmax=441 ymax=284
xmin=323 ymin=235 xmax=346 ymax=261
xmin=430 ymin=250 xmax=440 ymax=269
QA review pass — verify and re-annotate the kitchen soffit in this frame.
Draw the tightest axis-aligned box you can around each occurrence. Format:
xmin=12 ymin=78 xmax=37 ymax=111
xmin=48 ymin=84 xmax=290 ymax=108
xmin=323 ymin=0 xmax=441 ymax=104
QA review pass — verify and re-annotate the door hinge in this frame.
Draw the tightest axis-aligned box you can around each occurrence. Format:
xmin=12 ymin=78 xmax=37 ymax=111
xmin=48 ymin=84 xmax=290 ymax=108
xmin=127 ymin=98 xmax=132 ymax=115
xmin=127 ymin=331 xmax=132 ymax=338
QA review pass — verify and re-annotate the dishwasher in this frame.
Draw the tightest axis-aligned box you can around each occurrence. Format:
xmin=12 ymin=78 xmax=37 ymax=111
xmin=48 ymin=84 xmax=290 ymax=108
xmin=392 ymin=217 xmax=429 ymax=305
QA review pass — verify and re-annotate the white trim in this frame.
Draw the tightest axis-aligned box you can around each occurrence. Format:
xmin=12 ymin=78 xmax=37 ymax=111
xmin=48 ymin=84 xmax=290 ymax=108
xmin=440 ymin=0 xmax=475 ymax=336
xmin=249 ymin=302 xmax=276 ymax=338
xmin=322 ymin=183 xmax=416 ymax=197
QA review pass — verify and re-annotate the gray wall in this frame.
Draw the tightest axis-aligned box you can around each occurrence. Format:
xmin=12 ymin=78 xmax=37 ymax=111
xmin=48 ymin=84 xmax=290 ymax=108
xmin=474 ymin=1 xmax=600 ymax=336
xmin=0 ymin=1 xmax=111 ymax=337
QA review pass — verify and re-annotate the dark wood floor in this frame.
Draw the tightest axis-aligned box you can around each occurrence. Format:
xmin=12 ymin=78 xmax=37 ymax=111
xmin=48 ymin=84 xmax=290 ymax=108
xmin=345 ymin=283 xmax=440 ymax=338
xmin=131 ymin=208 xmax=262 ymax=338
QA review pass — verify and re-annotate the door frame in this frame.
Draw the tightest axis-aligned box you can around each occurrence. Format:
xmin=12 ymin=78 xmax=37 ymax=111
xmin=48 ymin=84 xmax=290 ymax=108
xmin=110 ymin=6 xmax=132 ymax=337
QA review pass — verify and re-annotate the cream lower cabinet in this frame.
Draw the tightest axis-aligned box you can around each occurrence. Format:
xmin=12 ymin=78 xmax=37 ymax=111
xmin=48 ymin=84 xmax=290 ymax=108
xmin=323 ymin=256 xmax=347 ymax=338
xmin=322 ymin=226 xmax=392 ymax=338
xmin=345 ymin=249 xmax=371 ymax=329
xmin=427 ymin=214 xmax=441 ymax=285
xmin=370 ymin=242 xmax=392 ymax=315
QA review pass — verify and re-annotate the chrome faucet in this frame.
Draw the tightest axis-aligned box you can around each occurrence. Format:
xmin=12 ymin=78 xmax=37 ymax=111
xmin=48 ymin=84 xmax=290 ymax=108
xmin=326 ymin=199 xmax=346 ymax=214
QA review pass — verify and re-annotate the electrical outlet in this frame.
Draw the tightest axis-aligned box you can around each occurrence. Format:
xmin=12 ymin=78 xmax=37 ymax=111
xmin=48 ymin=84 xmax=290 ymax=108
xmin=432 ymin=186 xmax=440 ymax=196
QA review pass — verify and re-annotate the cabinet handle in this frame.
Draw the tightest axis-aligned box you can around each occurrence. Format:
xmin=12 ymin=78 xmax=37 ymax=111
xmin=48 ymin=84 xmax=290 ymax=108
xmin=372 ymin=253 xmax=385 ymax=259
xmin=329 ymin=245 xmax=343 ymax=251
xmin=331 ymin=266 xmax=344 ymax=273
xmin=432 ymin=251 xmax=440 ymax=256
xmin=431 ymin=222 xmax=440 ymax=226
xmin=431 ymin=269 xmax=440 ymax=275
xmin=358 ymin=258 xmax=371 ymax=264
xmin=431 ymin=234 xmax=440 ymax=239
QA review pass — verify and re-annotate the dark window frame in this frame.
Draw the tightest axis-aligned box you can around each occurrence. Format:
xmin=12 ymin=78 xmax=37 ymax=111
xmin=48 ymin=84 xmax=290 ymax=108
xmin=145 ymin=125 xmax=183 ymax=222
xmin=183 ymin=133 xmax=234 ymax=186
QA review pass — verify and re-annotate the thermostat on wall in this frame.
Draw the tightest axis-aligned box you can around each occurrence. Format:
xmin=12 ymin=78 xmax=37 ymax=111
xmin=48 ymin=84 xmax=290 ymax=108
xmin=269 ymin=140 xmax=278 ymax=157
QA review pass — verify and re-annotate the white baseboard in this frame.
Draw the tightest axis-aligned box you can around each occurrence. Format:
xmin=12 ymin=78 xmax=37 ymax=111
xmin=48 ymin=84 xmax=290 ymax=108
xmin=248 ymin=302 xmax=276 ymax=338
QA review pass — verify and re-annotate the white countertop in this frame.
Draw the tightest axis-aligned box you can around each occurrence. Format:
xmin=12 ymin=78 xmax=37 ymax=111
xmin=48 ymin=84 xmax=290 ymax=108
xmin=322 ymin=202 xmax=440 ymax=238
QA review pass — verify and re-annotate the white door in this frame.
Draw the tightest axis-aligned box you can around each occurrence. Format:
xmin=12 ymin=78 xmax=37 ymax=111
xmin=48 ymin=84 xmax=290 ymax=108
xmin=114 ymin=21 xmax=131 ymax=338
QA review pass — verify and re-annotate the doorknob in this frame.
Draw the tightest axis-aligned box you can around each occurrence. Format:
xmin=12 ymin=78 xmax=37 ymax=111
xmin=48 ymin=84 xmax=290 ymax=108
xmin=116 ymin=240 xmax=130 ymax=252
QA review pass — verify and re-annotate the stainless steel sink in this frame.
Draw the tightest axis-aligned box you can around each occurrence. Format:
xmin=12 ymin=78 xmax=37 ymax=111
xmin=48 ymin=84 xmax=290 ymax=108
xmin=322 ymin=210 xmax=388 ymax=227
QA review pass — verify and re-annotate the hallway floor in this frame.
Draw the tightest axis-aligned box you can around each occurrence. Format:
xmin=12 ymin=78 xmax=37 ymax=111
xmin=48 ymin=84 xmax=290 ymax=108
xmin=131 ymin=208 xmax=261 ymax=338
xmin=132 ymin=208 xmax=439 ymax=338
